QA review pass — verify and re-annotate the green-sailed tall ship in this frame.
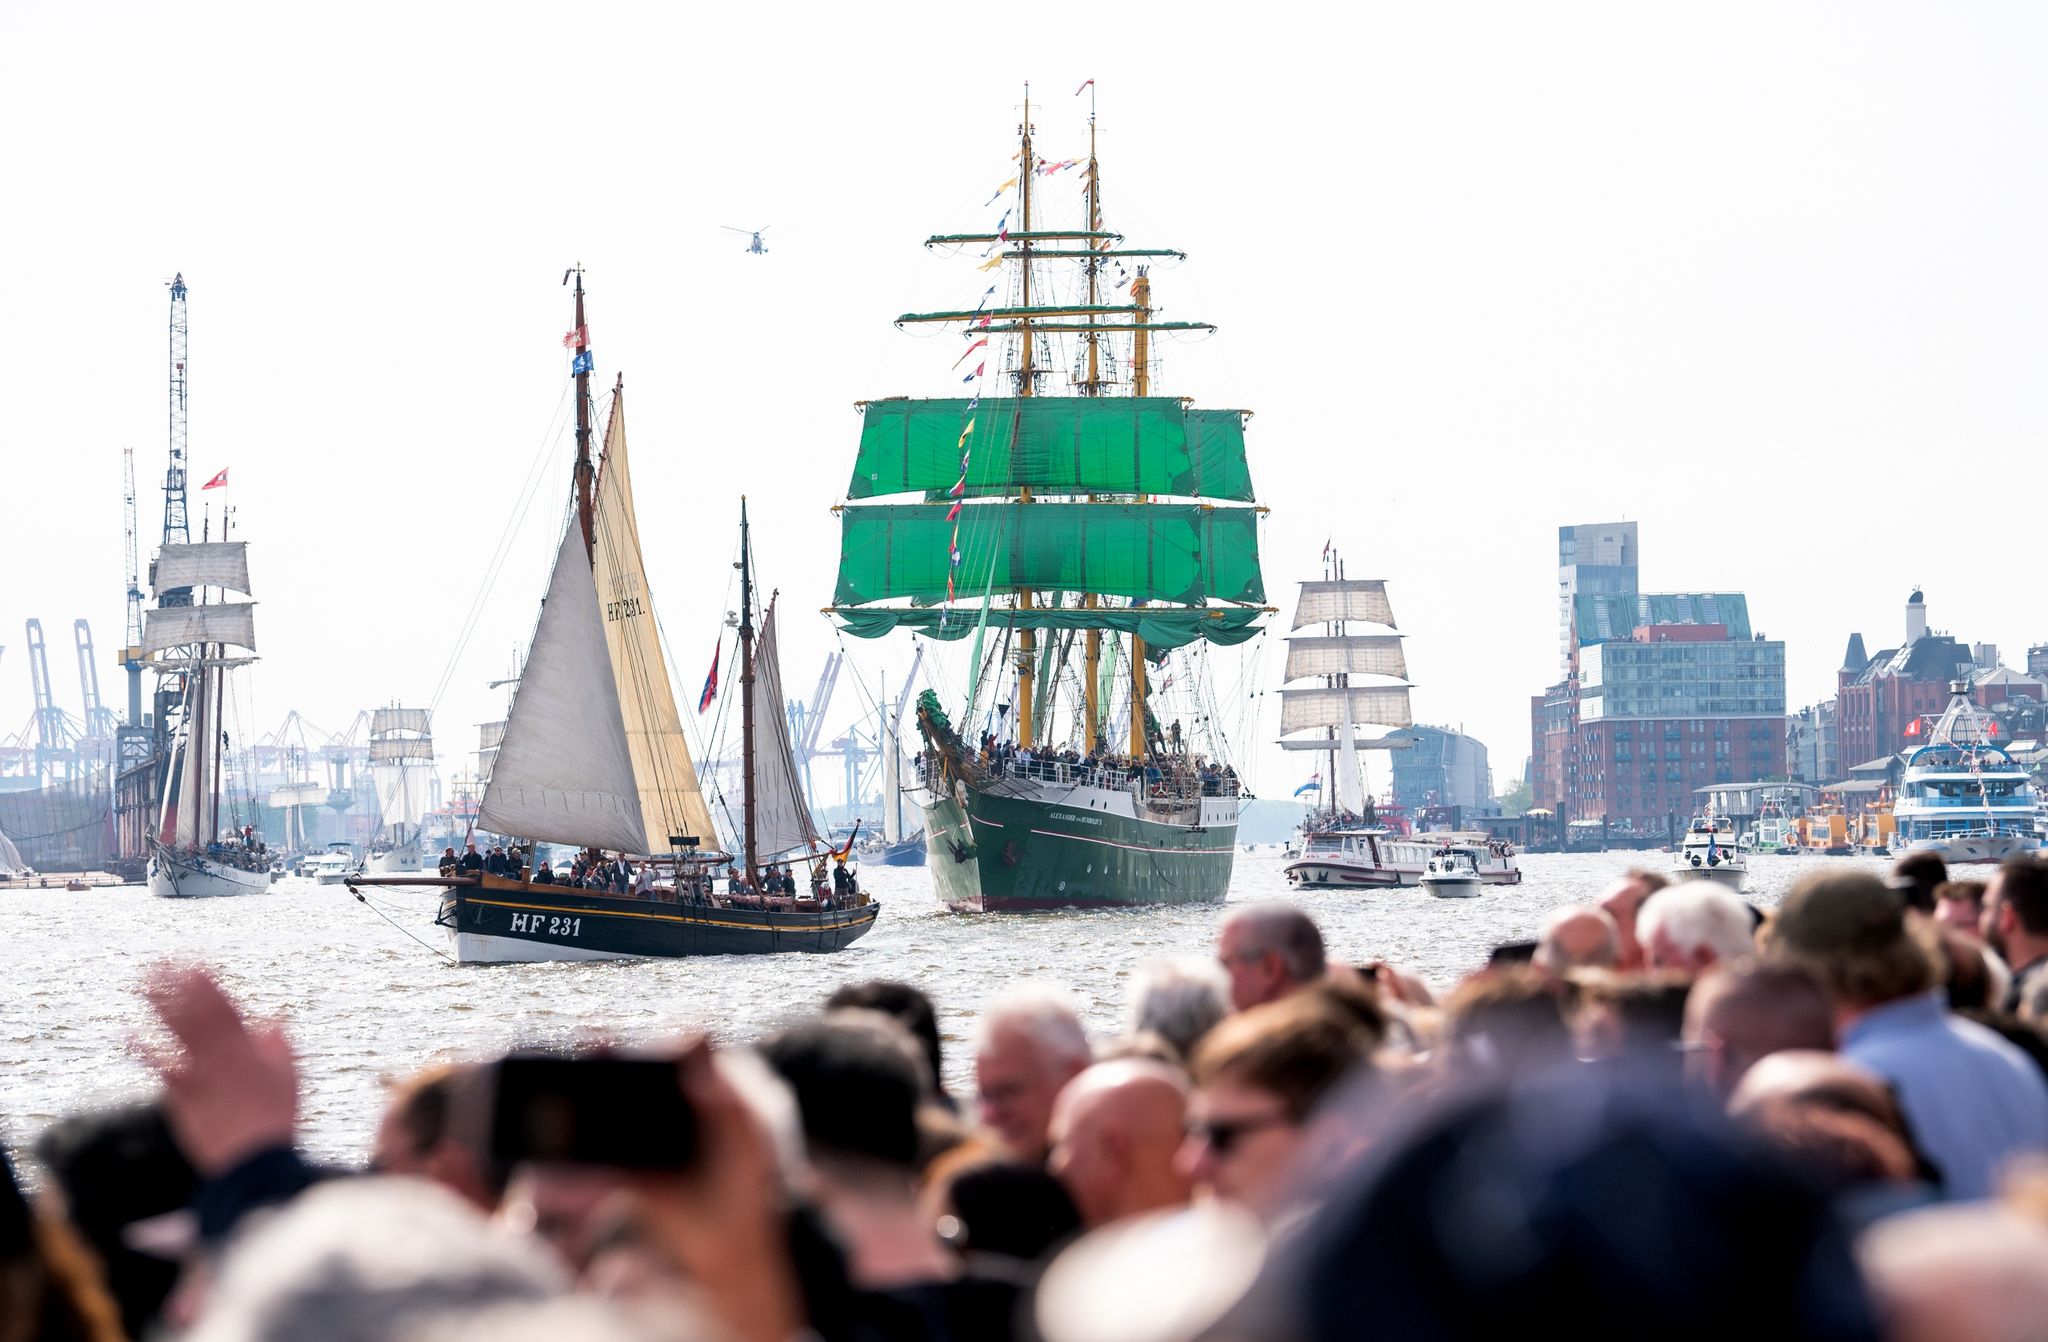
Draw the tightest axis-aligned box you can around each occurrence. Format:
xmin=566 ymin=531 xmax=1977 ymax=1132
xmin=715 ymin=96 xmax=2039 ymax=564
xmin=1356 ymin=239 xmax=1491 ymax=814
xmin=829 ymin=91 xmax=1268 ymax=912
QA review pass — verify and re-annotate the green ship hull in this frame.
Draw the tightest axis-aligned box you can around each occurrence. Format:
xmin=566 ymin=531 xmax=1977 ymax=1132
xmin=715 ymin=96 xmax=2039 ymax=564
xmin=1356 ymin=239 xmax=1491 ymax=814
xmin=918 ymin=781 xmax=1237 ymax=912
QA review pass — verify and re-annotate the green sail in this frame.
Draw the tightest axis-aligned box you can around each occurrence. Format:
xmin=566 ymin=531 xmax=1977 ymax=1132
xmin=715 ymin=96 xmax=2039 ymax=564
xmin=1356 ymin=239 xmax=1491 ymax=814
xmin=833 ymin=502 xmax=1264 ymax=608
xmin=848 ymin=398 xmax=1253 ymax=501
xmin=833 ymin=605 xmax=1265 ymax=650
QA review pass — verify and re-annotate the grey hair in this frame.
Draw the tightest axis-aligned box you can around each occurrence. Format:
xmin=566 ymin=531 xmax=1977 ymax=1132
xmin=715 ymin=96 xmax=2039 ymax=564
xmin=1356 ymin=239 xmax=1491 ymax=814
xmin=1126 ymin=957 xmax=1231 ymax=1060
xmin=1532 ymin=905 xmax=1621 ymax=974
xmin=1859 ymin=1204 xmax=2048 ymax=1341
xmin=416 ymin=1300 xmax=682 ymax=1342
xmin=1638 ymin=883 xmax=1757 ymax=968
xmin=190 ymin=1178 xmax=566 ymax=1342
xmin=981 ymin=981 xmax=1092 ymax=1070
xmin=1224 ymin=902 xmax=1327 ymax=984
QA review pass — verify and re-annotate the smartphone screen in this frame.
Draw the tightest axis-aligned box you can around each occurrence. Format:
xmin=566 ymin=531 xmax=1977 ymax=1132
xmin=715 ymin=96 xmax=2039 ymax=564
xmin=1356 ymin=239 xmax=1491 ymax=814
xmin=486 ymin=1055 xmax=698 ymax=1170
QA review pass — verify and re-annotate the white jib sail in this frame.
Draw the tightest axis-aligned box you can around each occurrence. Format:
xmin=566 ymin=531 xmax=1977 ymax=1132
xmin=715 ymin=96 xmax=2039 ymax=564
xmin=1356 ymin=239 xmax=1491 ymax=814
xmin=750 ymin=600 xmax=816 ymax=858
xmin=478 ymin=519 xmax=650 ymax=854
xmin=1335 ymin=718 xmax=1366 ymax=815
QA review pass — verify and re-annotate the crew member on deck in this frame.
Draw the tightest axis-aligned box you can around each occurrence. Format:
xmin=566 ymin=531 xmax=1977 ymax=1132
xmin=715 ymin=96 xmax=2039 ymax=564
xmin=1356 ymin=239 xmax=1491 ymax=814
xmin=457 ymin=843 xmax=484 ymax=875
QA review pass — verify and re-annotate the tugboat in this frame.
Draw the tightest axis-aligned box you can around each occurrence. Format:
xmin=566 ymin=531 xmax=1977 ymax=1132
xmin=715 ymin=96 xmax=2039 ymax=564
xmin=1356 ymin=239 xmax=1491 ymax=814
xmin=829 ymin=93 xmax=1265 ymax=911
xmin=351 ymin=273 xmax=877 ymax=961
xmin=1888 ymin=680 xmax=2040 ymax=865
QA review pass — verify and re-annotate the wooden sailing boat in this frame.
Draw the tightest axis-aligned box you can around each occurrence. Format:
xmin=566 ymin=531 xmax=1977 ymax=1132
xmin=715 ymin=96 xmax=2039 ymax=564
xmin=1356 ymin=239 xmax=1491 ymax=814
xmin=145 ymin=529 xmax=269 ymax=898
xmin=352 ymin=271 xmax=877 ymax=962
xmin=828 ymin=93 xmax=1268 ymax=910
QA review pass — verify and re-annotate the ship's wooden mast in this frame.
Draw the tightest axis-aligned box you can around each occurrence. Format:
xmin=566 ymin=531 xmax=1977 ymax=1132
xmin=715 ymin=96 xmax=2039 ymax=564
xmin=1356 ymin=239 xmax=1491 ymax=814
xmin=739 ymin=497 xmax=760 ymax=885
xmin=1128 ymin=267 xmax=1153 ymax=758
xmin=1081 ymin=96 xmax=1102 ymax=752
xmin=1015 ymin=90 xmax=1039 ymax=747
xmin=570 ymin=266 xmax=595 ymax=560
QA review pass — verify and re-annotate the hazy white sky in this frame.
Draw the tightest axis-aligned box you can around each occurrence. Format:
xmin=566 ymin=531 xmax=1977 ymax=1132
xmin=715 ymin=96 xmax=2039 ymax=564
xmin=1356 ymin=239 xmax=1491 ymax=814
xmin=4 ymin=1 xmax=2045 ymax=804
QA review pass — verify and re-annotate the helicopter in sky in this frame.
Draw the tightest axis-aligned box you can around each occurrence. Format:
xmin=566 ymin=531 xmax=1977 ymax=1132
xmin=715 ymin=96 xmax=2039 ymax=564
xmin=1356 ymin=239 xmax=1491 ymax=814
xmin=722 ymin=225 xmax=770 ymax=255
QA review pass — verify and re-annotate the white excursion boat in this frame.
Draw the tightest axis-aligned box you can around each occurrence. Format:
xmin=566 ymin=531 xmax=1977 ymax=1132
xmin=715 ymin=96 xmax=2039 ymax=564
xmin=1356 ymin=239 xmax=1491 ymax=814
xmin=1670 ymin=811 xmax=1747 ymax=890
xmin=1285 ymin=824 xmax=1433 ymax=888
xmin=1419 ymin=848 xmax=1483 ymax=898
xmin=1888 ymin=680 xmax=2040 ymax=865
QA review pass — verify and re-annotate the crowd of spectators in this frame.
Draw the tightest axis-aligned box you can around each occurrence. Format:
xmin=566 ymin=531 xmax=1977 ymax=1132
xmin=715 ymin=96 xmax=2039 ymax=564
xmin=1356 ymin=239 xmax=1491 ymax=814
xmin=8 ymin=850 xmax=2048 ymax=1340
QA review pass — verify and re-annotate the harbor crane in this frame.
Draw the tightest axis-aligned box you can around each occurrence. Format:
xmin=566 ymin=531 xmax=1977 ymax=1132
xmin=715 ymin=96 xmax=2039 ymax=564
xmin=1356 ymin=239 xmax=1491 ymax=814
xmin=74 ymin=621 xmax=118 ymax=740
xmin=24 ymin=619 xmax=81 ymax=783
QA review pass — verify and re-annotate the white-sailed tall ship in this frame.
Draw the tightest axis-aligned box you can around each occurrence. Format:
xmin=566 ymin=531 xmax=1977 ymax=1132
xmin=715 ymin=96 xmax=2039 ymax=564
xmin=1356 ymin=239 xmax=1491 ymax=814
xmin=1278 ymin=553 xmax=1419 ymax=891
xmin=366 ymin=707 xmax=434 ymax=874
xmin=145 ymin=536 xmax=271 ymax=898
xmin=1889 ymin=680 xmax=2039 ymax=865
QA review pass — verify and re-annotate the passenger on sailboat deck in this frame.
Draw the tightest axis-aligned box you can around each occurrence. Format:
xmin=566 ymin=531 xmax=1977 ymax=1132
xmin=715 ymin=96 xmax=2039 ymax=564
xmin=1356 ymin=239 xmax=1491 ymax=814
xmin=438 ymin=847 xmax=458 ymax=874
xmin=457 ymin=844 xmax=483 ymax=874
xmin=533 ymin=863 xmax=554 ymax=885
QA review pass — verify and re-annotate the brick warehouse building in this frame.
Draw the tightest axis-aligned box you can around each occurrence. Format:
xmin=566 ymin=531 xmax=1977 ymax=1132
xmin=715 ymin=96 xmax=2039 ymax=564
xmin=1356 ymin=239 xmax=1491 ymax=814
xmin=1532 ymin=590 xmax=1785 ymax=829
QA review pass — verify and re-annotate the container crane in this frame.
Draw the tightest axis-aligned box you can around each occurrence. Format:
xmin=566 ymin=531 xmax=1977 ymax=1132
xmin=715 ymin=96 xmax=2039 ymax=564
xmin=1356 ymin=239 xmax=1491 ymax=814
xmin=25 ymin=619 xmax=80 ymax=783
xmin=121 ymin=447 xmax=144 ymax=726
xmin=74 ymin=621 xmax=118 ymax=740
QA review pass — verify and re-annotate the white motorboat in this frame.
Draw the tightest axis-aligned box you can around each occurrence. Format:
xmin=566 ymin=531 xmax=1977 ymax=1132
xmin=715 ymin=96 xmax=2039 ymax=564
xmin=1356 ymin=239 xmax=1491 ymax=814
xmin=306 ymin=842 xmax=359 ymax=885
xmin=1418 ymin=849 xmax=1482 ymax=898
xmin=1888 ymin=681 xmax=2040 ymax=865
xmin=1671 ymin=812 xmax=1747 ymax=890
xmin=1416 ymin=831 xmax=1522 ymax=885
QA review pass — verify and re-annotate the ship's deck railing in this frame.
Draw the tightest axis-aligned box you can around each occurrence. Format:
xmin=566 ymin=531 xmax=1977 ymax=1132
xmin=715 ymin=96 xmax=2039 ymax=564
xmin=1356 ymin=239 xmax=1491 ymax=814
xmin=920 ymin=750 xmax=1241 ymax=799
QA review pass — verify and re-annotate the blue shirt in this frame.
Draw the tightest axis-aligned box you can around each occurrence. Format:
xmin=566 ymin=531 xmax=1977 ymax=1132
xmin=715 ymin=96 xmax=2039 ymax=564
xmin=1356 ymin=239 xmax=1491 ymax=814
xmin=1840 ymin=990 xmax=2048 ymax=1200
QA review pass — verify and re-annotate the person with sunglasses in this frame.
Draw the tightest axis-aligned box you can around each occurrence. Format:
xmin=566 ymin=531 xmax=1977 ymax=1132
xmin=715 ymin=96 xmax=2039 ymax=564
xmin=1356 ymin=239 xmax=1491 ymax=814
xmin=1176 ymin=993 xmax=1373 ymax=1222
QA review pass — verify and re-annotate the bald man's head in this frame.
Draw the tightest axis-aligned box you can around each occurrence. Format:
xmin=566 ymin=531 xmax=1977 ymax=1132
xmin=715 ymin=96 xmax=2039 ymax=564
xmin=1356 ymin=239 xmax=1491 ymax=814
xmin=1533 ymin=906 xmax=1621 ymax=976
xmin=1047 ymin=1059 xmax=1192 ymax=1228
xmin=1683 ymin=962 xmax=1835 ymax=1100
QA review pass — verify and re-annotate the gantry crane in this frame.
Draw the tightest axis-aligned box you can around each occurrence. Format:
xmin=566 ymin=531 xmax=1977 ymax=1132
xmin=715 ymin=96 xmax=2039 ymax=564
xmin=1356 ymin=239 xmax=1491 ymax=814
xmin=24 ymin=619 xmax=80 ymax=783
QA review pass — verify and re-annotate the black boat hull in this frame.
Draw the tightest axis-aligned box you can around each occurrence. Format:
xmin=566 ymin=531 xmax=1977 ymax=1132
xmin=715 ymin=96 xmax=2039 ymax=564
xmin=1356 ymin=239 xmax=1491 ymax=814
xmin=424 ymin=878 xmax=880 ymax=963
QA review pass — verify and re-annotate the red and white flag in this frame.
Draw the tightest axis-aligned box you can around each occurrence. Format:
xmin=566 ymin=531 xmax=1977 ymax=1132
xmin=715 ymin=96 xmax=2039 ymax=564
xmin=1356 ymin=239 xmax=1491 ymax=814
xmin=1075 ymin=78 xmax=1095 ymax=96
xmin=562 ymin=325 xmax=588 ymax=350
xmin=202 ymin=468 xmax=229 ymax=490
xmin=952 ymin=337 xmax=989 ymax=368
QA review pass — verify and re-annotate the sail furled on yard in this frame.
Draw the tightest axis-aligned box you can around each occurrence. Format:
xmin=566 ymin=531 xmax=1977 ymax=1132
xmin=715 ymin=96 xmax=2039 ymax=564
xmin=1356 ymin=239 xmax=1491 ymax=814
xmin=478 ymin=519 xmax=649 ymax=854
xmin=1290 ymin=580 xmax=1395 ymax=630
xmin=833 ymin=605 xmax=1261 ymax=649
xmin=591 ymin=394 xmax=721 ymax=852
xmin=834 ymin=503 xmax=1263 ymax=607
xmin=142 ymin=603 xmax=257 ymax=656
xmin=848 ymin=399 xmax=1254 ymax=501
xmin=1283 ymin=635 xmax=1408 ymax=682
xmin=1278 ymin=685 xmax=1415 ymax=735
xmin=748 ymin=599 xmax=817 ymax=858
xmin=153 ymin=542 xmax=253 ymax=596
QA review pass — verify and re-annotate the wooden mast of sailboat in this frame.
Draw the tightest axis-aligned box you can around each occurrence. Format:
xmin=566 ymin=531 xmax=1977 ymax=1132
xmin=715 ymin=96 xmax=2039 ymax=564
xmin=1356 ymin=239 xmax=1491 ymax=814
xmin=1015 ymin=87 xmax=1039 ymax=746
xmin=1128 ymin=266 xmax=1152 ymax=758
xmin=739 ymin=496 xmax=760 ymax=886
xmin=569 ymin=264 xmax=595 ymax=559
xmin=1081 ymin=88 xmax=1102 ymax=752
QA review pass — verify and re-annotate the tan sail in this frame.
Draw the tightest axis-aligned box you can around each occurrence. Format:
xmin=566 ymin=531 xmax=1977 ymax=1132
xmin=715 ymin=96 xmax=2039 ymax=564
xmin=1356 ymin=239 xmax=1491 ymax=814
xmin=591 ymin=390 xmax=721 ymax=852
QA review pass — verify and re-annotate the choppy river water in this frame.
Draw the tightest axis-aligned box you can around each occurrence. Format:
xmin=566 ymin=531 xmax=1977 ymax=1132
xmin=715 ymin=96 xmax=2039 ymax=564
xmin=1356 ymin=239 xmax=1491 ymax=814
xmin=2 ymin=848 xmax=1886 ymax=1164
